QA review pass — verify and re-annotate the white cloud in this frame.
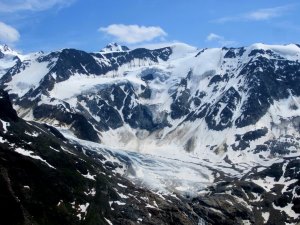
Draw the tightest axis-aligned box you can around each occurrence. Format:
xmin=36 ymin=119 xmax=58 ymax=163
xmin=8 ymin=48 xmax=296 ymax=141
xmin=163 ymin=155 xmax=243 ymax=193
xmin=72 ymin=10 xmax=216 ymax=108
xmin=213 ymin=16 xmax=235 ymax=24
xmin=245 ymin=6 xmax=291 ymax=21
xmin=213 ymin=5 xmax=293 ymax=23
xmin=0 ymin=0 xmax=75 ymax=12
xmin=131 ymin=41 xmax=196 ymax=50
xmin=0 ymin=22 xmax=20 ymax=43
xmin=206 ymin=33 xmax=223 ymax=41
xmin=206 ymin=33 xmax=236 ymax=47
xmin=99 ymin=24 xmax=167 ymax=44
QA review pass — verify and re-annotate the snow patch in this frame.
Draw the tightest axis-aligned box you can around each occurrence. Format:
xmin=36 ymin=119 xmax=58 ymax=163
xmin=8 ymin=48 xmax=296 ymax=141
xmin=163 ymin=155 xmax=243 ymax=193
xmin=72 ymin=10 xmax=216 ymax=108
xmin=104 ymin=218 xmax=113 ymax=225
xmin=81 ymin=171 xmax=96 ymax=181
xmin=15 ymin=147 xmax=55 ymax=169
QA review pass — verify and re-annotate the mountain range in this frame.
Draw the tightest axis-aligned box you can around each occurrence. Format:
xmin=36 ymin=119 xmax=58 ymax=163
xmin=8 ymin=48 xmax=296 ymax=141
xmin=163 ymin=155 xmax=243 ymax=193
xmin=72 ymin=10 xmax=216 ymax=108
xmin=0 ymin=42 xmax=299 ymax=225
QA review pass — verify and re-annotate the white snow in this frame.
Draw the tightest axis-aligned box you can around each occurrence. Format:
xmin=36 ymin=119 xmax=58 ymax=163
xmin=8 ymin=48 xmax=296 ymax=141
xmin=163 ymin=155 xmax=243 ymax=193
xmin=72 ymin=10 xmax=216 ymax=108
xmin=60 ymin=146 xmax=76 ymax=155
xmin=0 ymin=54 xmax=19 ymax=78
xmin=249 ymin=43 xmax=300 ymax=61
xmin=100 ymin=42 xmax=128 ymax=53
xmin=145 ymin=203 xmax=156 ymax=209
xmin=25 ymin=130 xmax=39 ymax=137
xmin=104 ymin=218 xmax=113 ymax=225
xmin=15 ymin=147 xmax=55 ymax=169
xmin=0 ymin=136 xmax=6 ymax=143
xmin=85 ymin=188 xmax=96 ymax=196
xmin=0 ymin=119 xmax=9 ymax=133
xmin=57 ymin=200 xmax=63 ymax=206
xmin=117 ymin=183 xmax=127 ymax=188
xmin=49 ymin=146 xmax=60 ymax=152
xmin=117 ymin=192 xmax=129 ymax=199
xmin=81 ymin=171 xmax=96 ymax=181
xmin=115 ymin=201 xmax=126 ymax=205
xmin=252 ymin=176 xmax=275 ymax=192
xmin=262 ymin=212 xmax=270 ymax=223
xmin=273 ymin=203 xmax=299 ymax=219
xmin=5 ymin=60 xmax=51 ymax=97
xmin=242 ymin=220 xmax=251 ymax=225
xmin=77 ymin=203 xmax=89 ymax=220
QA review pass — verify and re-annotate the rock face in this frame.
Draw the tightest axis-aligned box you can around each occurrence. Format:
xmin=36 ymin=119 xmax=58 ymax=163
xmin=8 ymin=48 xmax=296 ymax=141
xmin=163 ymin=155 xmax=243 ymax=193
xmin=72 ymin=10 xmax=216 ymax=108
xmin=0 ymin=42 xmax=300 ymax=224
xmin=191 ymin=158 xmax=300 ymax=225
xmin=0 ymin=89 xmax=18 ymax=122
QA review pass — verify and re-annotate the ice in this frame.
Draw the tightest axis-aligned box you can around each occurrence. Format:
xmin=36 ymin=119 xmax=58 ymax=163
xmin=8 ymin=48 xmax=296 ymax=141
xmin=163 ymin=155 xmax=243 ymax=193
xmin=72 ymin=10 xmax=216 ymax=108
xmin=59 ymin=131 xmax=214 ymax=195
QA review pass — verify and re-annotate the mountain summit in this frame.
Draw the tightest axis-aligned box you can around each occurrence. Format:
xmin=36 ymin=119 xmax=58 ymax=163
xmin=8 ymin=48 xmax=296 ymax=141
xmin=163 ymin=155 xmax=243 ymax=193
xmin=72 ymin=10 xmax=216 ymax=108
xmin=100 ymin=42 xmax=130 ymax=53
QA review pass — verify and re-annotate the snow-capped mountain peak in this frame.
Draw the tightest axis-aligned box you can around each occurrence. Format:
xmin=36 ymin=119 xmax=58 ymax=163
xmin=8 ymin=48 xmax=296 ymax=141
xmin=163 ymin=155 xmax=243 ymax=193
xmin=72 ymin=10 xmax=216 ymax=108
xmin=0 ymin=44 xmax=11 ymax=52
xmin=100 ymin=42 xmax=130 ymax=53
xmin=0 ymin=44 xmax=20 ymax=56
xmin=0 ymin=44 xmax=22 ymax=79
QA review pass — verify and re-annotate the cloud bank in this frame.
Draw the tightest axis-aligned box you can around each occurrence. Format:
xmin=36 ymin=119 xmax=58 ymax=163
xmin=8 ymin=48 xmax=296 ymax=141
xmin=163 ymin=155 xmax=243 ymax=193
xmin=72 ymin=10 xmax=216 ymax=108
xmin=0 ymin=22 xmax=20 ymax=43
xmin=0 ymin=0 xmax=75 ymax=12
xmin=213 ymin=5 xmax=293 ymax=23
xmin=99 ymin=24 xmax=167 ymax=44
xmin=206 ymin=33 xmax=236 ymax=47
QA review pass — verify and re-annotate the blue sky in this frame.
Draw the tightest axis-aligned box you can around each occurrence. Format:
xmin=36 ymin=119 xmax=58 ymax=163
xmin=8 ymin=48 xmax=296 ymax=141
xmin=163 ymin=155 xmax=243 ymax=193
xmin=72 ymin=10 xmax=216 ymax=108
xmin=0 ymin=0 xmax=299 ymax=52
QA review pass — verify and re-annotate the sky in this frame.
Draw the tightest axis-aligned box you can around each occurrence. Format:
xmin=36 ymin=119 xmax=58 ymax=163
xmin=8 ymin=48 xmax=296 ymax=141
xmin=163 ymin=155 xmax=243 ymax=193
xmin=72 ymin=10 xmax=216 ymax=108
xmin=0 ymin=0 xmax=299 ymax=53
